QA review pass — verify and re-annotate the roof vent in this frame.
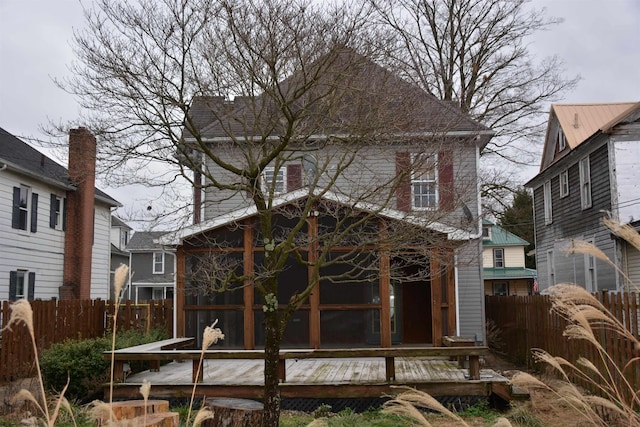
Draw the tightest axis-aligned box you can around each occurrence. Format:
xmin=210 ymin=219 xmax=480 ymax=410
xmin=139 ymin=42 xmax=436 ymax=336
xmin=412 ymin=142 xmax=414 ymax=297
xmin=573 ymin=113 xmax=579 ymax=128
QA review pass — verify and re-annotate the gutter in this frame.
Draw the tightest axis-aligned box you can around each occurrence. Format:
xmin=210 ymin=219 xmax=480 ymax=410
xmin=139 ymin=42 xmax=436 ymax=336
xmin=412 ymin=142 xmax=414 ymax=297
xmin=0 ymin=159 xmax=75 ymax=190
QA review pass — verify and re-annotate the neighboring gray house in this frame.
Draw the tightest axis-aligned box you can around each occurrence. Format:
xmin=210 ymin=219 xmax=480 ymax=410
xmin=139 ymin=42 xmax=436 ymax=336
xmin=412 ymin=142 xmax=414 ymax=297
xmin=526 ymin=102 xmax=640 ymax=293
xmin=126 ymin=231 xmax=175 ymax=302
xmin=110 ymin=216 xmax=131 ymax=298
xmin=166 ymin=50 xmax=494 ymax=348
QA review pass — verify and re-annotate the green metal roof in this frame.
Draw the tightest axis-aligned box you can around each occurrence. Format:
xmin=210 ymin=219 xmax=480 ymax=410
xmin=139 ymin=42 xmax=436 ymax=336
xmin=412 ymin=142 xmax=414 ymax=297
xmin=482 ymin=219 xmax=529 ymax=247
xmin=484 ymin=267 xmax=537 ymax=280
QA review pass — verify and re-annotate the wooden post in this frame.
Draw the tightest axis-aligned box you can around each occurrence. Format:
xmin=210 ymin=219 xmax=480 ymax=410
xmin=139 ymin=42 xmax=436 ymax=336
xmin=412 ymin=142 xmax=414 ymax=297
xmin=243 ymin=221 xmax=255 ymax=349
xmin=385 ymin=357 xmax=395 ymax=381
xmin=192 ymin=360 xmax=203 ymax=383
xmin=430 ymin=248 xmax=443 ymax=346
xmin=308 ymin=214 xmax=321 ymax=349
xmin=469 ymin=355 xmax=480 ymax=380
xmin=379 ymin=220 xmax=392 ymax=348
xmin=278 ymin=358 xmax=287 ymax=382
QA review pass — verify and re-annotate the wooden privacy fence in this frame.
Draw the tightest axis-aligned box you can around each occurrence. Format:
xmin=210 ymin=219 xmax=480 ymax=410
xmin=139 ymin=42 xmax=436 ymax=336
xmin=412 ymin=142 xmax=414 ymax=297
xmin=0 ymin=299 xmax=173 ymax=382
xmin=486 ymin=293 xmax=640 ymax=397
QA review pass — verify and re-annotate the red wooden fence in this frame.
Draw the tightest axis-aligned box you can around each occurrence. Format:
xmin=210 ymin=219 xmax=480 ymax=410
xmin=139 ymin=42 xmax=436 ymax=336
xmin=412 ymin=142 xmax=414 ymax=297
xmin=486 ymin=293 xmax=640 ymax=397
xmin=0 ymin=299 xmax=173 ymax=382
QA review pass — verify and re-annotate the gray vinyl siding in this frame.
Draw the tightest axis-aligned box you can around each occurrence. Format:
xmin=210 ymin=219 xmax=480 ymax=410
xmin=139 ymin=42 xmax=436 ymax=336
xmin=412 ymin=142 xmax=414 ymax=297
xmin=130 ymin=252 xmax=175 ymax=283
xmin=202 ymin=141 xmax=480 ymax=230
xmin=456 ymin=239 xmax=485 ymax=343
xmin=531 ymin=139 xmax=617 ymax=291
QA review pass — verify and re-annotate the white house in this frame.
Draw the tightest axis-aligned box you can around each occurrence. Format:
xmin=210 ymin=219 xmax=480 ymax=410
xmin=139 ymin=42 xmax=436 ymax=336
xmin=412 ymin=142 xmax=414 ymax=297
xmin=0 ymin=127 xmax=120 ymax=301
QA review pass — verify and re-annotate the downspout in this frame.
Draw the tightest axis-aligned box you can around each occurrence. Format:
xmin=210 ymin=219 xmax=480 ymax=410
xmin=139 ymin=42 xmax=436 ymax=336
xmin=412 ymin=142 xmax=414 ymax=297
xmin=173 ymin=249 xmax=177 ymax=338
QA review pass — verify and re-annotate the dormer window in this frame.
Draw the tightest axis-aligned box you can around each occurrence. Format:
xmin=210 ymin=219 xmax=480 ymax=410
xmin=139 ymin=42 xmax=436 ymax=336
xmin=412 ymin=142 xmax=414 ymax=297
xmin=557 ymin=128 xmax=567 ymax=151
xmin=482 ymin=226 xmax=491 ymax=240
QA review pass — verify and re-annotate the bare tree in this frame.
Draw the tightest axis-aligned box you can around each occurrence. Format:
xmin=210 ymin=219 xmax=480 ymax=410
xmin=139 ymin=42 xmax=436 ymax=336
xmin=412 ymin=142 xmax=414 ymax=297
xmin=56 ymin=0 xmax=489 ymax=424
xmin=370 ymin=0 xmax=579 ymax=159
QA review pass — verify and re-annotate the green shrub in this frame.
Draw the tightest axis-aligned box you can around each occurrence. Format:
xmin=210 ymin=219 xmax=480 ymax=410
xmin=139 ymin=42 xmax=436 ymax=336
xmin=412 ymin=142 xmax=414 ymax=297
xmin=40 ymin=328 xmax=168 ymax=402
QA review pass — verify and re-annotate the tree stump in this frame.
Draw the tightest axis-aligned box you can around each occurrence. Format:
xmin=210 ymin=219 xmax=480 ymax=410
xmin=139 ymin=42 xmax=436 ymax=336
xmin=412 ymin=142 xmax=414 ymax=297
xmin=202 ymin=397 xmax=264 ymax=427
xmin=98 ymin=400 xmax=172 ymax=426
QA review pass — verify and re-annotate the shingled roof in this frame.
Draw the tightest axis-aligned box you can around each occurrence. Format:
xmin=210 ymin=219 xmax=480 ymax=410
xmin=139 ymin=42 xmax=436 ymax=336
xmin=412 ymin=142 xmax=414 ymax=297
xmin=126 ymin=231 xmax=172 ymax=251
xmin=0 ymin=127 xmax=119 ymax=206
xmin=183 ymin=50 xmax=492 ymax=144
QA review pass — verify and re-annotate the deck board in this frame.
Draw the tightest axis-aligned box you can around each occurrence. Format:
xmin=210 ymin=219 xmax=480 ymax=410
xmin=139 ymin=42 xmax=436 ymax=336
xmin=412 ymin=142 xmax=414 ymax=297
xmin=114 ymin=356 xmax=512 ymax=401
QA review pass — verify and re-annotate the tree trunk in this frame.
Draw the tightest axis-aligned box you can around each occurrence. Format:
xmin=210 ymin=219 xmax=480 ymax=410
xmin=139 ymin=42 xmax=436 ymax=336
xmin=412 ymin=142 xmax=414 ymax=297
xmin=202 ymin=398 xmax=263 ymax=427
xmin=261 ymin=308 xmax=281 ymax=427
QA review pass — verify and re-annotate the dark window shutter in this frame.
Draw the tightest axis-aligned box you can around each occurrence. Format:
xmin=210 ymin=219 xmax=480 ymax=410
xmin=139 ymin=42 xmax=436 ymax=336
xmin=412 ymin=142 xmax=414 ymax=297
xmin=287 ymin=164 xmax=302 ymax=191
xmin=28 ymin=272 xmax=36 ymax=300
xmin=12 ymin=187 xmax=21 ymax=229
xmin=50 ymin=194 xmax=57 ymax=228
xmin=396 ymin=152 xmax=411 ymax=211
xmin=62 ymin=197 xmax=67 ymax=231
xmin=31 ymin=193 xmax=38 ymax=233
xmin=9 ymin=271 xmax=17 ymax=301
xmin=438 ymin=151 xmax=454 ymax=211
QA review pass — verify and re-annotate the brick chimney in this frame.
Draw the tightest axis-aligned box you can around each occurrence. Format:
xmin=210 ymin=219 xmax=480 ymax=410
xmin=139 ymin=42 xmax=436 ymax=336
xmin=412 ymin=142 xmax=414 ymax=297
xmin=60 ymin=127 xmax=96 ymax=300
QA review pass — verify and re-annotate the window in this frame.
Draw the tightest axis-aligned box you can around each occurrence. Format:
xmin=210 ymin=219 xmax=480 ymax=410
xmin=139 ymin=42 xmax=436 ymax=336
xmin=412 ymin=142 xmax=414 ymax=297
xmin=557 ymin=128 xmax=567 ymax=151
xmin=261 ymin=167 xmax=287 ymax=195
xmin=9 ymin=270 xmax=35 ymax=301
xmin=120 ymin=230 xmax=129 ymax=248
xmin=585 ymin=238 xmax=597 ymax=292
xmin=50 ymin=194 xmax=64 ymax=230
xmin=493 ymin=282 xmax=508 ymax=296
xmin=547 ymin=250 xmax=555 ymax=286
xmin=493 ymin=248 xmax=505 ymax=268
xmin=482 ymin=227 xmax=490 ymax=239
xmin=411 ymin=153 xmax=438 ymax=210
xmin=153 ymin=252 xmax=165 ymax=274
xmin=12 ymin=185 xmax=37 ymax=232
xmin=579 ymin=156 xmax=592 ymax=209
xmin=152 ymin=287 xmax=164 ymax=300
xmin=543 ymin=180 xmax=552 ymax=224
xmin=559 ymin=170 xmax=569 ymax=198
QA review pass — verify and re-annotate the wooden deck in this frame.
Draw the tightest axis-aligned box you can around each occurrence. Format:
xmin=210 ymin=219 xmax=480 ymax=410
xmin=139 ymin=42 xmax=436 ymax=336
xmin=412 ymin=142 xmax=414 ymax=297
xmin=108 ymin=357 xmax=518 ymax=402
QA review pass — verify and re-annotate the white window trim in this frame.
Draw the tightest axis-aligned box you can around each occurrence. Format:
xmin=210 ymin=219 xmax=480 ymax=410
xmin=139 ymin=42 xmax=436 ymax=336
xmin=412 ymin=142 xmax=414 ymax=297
xmin=261 ymin=166 xmax=287 ymax=195
xmin=558 ymin=128 xmax=567 ymax=151
xmin=584 ymin=237 xmax=597 ymax=292
xmin=18 ymin=185 xmax=31 ymax=231
xmin=543 ymin=180 xmax=552 ymax=225
xmin=153 ymin=252 xmax=165 ymax=274
xmin=411 ymin=153 xmax=439 ymax=211
xmin=52 ymin=195 xmax=64 ymax=230
xmin=579 ymin=156 xmax=592 ymax=209
xmin=15 ymin=270 xmax=27 ymax=300
xmin=559 ymin=170 xmax=569 ymax=198
xmin=547 ymin=250 xmax=555 ymax=286
xmin=493 ymin=248 xmax=505 ymax=268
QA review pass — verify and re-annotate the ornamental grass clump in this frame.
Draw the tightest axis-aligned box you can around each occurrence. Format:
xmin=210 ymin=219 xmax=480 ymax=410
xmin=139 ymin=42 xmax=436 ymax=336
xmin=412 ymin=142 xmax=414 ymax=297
xmin=511 ymin=219 xmax=640 ymax=427
xmin=186 ymin=319 xmax=224 ymax=426
xmin=382 ymin=386 xmax=470 ymax=426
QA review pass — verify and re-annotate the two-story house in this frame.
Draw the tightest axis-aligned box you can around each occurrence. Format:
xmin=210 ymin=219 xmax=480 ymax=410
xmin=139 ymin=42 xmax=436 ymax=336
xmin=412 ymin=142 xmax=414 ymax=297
xmin=525 ymin=102 xmax=640 ymax=292
xmin=163 ymin=51 xmax=494 ymax=348
xmin=482 ymin=219 xmax=537 ymax=296
xmin=0 ymin=127 xmax=120 ymax=300
xmin=126 ymin=231 xmax=175 ymax=302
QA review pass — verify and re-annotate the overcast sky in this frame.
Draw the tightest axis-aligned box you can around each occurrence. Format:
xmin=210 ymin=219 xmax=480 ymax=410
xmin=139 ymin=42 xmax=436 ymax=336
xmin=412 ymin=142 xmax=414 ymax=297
xmin=1 ymin=0 xmax=639 ymax=227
